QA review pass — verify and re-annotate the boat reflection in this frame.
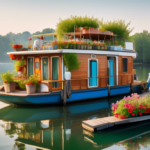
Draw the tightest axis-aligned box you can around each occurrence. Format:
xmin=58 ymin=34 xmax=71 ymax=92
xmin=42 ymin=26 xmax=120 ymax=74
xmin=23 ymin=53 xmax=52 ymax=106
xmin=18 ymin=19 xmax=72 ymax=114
xmin=1 ymin=96 xmax=149 ymax=150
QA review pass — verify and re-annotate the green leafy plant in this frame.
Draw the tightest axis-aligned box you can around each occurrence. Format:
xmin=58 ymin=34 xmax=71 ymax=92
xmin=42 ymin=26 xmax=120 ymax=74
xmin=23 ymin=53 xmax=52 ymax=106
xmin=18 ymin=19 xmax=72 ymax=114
xmin=14 ymin=60 xmax=24 ymax=72
xmin=63 ymin=53 xmax=80 ymax=72
xmin=100 ymin=19 xmax=133 ymax=40
xmin=56 ymin=16 xmax=99 ymax=40
xmin=1 ymin=71 xmax=14 ymax=83
xmin=17 ymin=79 xmax=27 ymax=90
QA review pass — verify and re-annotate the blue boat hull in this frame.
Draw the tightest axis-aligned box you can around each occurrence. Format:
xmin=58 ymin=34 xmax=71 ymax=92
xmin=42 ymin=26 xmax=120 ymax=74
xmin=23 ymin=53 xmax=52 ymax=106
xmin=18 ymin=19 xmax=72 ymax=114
xmin=0 ymin=84 xmax=147 ymax=105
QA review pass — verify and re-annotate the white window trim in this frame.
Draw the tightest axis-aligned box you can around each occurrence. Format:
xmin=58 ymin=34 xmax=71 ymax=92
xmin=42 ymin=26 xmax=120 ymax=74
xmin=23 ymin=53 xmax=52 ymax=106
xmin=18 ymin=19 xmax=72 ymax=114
xmin=88 ymin=58 xmax=99 ymax=88
xmin=41 ymin=57 xmax=49 ymax=80
xmin=27 ymin=57 xmax=34 ymax=76
xmin=122 ymin=57 xmax=128 ymax=73
xmin=51 ymin=56 xmax=59 ymax=81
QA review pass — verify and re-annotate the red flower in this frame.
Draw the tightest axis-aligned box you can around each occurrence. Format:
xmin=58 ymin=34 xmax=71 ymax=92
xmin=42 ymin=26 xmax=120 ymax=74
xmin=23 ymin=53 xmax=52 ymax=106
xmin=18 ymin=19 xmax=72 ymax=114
xmin=146 ymin=108 xmax=150 ymax=113
xmin=131 ymin=113 xmax=135 ymax=116
xmin=121 ymin=115 xmax=127 ymax=119
xmin=128 ymin=108 xmax=133 ymax=113
xmin=144 ymin=112 xmax=147 ymax=114
xmin=138 ymin=104 xmax=143 ymax=109
xmin=138 ymin=112 xmax=142 ymax=116
xmin=4 ymin=81 xmax=7 ymax=83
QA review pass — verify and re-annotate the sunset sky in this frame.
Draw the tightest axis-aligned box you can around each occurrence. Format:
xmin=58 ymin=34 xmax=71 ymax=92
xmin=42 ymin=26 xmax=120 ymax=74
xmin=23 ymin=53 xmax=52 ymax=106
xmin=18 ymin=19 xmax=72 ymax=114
xmin=1 ymin=0 xmax=150 ymax=35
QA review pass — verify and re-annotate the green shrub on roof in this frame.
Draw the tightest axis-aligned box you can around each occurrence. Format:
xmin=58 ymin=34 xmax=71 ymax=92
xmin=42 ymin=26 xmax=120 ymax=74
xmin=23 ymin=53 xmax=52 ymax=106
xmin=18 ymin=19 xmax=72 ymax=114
xmin=100 ymin=19 xmax=133 ymax=40
xmin=56 ymin=16 xmax=99 ymax=40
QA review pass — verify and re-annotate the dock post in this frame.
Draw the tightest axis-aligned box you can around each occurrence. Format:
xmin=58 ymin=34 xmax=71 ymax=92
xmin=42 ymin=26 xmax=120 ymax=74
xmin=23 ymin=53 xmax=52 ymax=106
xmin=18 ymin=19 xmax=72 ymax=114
xmin=130 ymin=83 xmax=134 ymax=93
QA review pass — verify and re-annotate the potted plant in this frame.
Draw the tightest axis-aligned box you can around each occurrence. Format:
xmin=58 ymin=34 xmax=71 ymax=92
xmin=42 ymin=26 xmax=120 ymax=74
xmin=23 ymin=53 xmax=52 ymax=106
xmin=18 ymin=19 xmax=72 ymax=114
xmin=58 ymin=41 xmax=64 ymax=49
xmin=9 ymin=54 xmax=16 ymax=60
xmin=68 ymin=41 xmax=73 ymax=49
xmin=64 ymin=41 xmax=68 ymax=49
xmin=63 ymin=53 xmax=80 ymax=80
xmin=81 ymin=41 xmax=87 ymax=49
xmin=92 ymin=41 xmax=99 ymax=50
xmin=76 ymin=41 xmax=81 ymax=49
xmin=52 ymin=41 xmax=58 ymax=50
xmin=26 ymin=75 xmax=40 ymax=94
xmin=1 ymin=71 xmax=16 ymax=93
xmin=72 ymin=41 xmax=77 ymax=49
xmin=14 ymin=60 xmax=24 ymax=75
xmin=12 ymin=45 xmax=23 ymax=51
xmin=87 ymin=41 xmax=93 ymax=50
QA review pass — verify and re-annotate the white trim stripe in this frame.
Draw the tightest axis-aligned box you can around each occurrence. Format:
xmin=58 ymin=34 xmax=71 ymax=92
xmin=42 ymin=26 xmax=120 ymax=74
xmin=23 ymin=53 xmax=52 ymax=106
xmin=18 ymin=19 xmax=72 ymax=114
xmin=7 ymin=49 xmax=137 ymax=58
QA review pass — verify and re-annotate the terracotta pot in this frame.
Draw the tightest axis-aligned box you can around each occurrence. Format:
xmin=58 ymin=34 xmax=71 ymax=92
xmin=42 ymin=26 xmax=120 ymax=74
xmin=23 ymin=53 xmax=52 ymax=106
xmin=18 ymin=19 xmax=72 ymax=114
xmin=4 ymin=83 xmax=16 ymax=93
xmin=26 ymin=85 xmax=36 ymax=94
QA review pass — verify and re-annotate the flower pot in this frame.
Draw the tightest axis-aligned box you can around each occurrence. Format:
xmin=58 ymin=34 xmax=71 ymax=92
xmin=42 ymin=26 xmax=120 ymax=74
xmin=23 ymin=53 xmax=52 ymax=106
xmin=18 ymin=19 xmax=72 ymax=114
xmin=73 ymin=45 xmax=77 ymax=49
xmin=15 ymin=48 xmax=22 ymax=51
xmin=107 ymin=46 xmax=111 ymax=50
xmin=77 ymin=45 xmax=81 ymax=49
xmin=100 ymin=46 xmax=105 ymax=50
xmin=26 ymin=84 xmax=36 ymax=94
xmin=68 ymin=44 xmax=73 ymax=49
xmin=53 ymin=45 xmax=58 ymax=50
xmin=65 ymin=72 xmax=71 ymax=80
xmin=81 ymin=45 xmax=87 ymax=49
xmin=64 ymin=45 xmax=68 ymax=49
xmin=92 ymin=45 xmax=97 ymax=50
xmin=4 ymin=82 xmax=16 ymax=93
xmin=88 ymin=45 xmax=92 ymax=50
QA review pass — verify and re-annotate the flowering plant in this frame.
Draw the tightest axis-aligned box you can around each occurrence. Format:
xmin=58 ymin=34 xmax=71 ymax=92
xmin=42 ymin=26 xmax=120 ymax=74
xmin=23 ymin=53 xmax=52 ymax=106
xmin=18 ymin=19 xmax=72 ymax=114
xmin=9 ymin=54 xmax=16 ymax=60
xmin=112 ymin=93 xmax=150 ymax=119
xmin=12 ymin=45 xmax=23 ymax=49
xmin=51 ymin=41 xmax=58 ymax=46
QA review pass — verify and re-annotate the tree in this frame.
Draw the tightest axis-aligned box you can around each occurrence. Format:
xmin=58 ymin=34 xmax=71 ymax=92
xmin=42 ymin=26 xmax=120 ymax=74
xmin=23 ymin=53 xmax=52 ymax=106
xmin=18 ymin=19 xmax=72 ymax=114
xmin=132 ymin=30 xmax=150 ymax=63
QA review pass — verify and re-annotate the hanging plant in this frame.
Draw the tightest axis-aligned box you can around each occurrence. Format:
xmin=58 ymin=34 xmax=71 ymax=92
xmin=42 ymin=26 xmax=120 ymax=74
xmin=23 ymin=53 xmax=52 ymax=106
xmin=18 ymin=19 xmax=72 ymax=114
xmin=9 ymin=54 xmax=16 ymax=60
xmin=63 ymin=53 xmax=80 ymax=72
xmin=14 ymin=60 xmax=24 ymax=72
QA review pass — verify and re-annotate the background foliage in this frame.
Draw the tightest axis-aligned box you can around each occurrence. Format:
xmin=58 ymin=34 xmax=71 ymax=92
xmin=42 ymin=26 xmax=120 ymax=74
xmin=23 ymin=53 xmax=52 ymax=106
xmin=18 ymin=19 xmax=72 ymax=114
xmin=131 ymin=30 xmax=150 ymax=63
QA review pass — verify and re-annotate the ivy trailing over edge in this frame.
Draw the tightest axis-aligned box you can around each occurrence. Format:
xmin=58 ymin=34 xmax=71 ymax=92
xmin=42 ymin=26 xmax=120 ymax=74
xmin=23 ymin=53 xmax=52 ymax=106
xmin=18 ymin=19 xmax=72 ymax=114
xmin=63 ymin=53 xmax=80 ymax=72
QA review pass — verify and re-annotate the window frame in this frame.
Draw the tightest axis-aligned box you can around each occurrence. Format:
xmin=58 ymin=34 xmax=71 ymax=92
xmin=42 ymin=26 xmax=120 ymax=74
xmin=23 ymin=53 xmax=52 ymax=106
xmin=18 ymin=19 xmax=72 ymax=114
xmin=122 ymin=57 xmax=128 ymax=73
xmin=41 ymin=57 xmax=49 ymax=80
xmin=88 ymin=58 xmax=99 ymax=88
xmin=27 ymin=57 xmax=34 ymax=76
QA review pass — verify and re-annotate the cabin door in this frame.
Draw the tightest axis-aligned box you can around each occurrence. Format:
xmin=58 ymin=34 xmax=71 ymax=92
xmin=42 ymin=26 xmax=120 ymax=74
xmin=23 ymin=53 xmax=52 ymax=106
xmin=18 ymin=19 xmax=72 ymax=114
xmin=89 ymin=60 xmax=98 ymax=87
xmin=42 ymin=57 xmax=49 ymax=80
xmin=108 ymin=59 xmax=115 ymax=86
xmin=52 ymin=57 xmax=59 ymax=88
xmin=27 ymin=57 xmax=34 ymax=76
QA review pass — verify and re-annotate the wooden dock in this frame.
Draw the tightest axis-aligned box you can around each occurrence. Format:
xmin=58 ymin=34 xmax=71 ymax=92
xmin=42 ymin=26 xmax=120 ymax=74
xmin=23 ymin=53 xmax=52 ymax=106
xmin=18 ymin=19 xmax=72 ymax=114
xmin=82 ymin=115 xmax=150 ymax=132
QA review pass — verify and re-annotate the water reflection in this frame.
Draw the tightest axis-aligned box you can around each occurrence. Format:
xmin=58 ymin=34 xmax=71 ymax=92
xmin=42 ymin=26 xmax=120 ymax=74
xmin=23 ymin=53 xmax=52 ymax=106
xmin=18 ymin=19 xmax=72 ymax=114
xmin=1 ymin=96 xmax=150 ymax=150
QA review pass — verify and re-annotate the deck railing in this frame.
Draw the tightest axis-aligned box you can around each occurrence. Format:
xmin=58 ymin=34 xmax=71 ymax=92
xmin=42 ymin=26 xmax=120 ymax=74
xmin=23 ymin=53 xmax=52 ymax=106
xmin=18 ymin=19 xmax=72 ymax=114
xmin=41 ymin=74 xmax=134 ymax=92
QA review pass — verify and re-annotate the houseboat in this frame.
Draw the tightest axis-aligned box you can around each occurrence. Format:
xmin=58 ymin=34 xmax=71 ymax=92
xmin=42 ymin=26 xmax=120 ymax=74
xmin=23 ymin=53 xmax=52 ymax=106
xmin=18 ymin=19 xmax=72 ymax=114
xmin=0 ymin=29 xmax=146 ymax=105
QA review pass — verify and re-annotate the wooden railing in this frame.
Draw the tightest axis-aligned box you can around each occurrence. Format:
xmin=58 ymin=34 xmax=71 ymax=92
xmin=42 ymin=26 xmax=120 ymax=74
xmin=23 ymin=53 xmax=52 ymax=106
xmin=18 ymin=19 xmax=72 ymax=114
xmin=41 ymin=74 xmax=134 ymax=92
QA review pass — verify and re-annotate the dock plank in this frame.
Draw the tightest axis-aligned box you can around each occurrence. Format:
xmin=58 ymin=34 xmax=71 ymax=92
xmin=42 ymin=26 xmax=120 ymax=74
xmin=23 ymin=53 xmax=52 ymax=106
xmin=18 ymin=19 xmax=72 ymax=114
xmin=82 ymin=115 xmax=150 ymax=132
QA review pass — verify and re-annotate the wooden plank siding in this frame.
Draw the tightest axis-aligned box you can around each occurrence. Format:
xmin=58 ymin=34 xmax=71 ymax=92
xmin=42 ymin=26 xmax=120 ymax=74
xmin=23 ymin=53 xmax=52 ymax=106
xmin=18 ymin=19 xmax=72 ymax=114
xmin=71 ymin=54 xmax=107 ymax=90
xmin=118 ymin=56 xmax=133 ymax=85
xmin=21 ymin=53 xmax=134 ymax=91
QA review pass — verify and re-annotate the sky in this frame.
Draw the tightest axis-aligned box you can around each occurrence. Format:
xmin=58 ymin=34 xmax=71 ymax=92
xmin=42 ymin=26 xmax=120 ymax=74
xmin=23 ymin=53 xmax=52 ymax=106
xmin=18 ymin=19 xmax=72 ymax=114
xmin=0 ymin=0 xmax=150 ymax=36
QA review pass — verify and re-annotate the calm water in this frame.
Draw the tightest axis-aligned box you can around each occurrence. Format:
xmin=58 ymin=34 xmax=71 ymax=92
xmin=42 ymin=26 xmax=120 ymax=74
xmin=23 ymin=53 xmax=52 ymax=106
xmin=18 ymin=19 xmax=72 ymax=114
xmin=0 ymin=64 xmax=150 ymax=150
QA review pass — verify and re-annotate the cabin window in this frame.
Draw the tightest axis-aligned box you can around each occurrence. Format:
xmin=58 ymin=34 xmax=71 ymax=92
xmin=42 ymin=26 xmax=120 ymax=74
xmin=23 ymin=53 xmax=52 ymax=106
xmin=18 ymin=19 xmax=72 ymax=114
xmin=123 ymin=58 xmax=128 ymax=72
xmin=88 ymin=59 xmax=98 ymax=87
xmin=42 ymin=57 xmax=49 ymax=80
xmin=27 ymin=57 xmax=34 ymax=76
xmin=52 ymin=57 xmax=59 ymax=88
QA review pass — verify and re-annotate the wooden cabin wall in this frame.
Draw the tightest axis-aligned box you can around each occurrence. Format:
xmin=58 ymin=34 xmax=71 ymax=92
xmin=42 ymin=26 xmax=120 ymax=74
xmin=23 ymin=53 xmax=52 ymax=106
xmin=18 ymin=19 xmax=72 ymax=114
xmin=24 ymin=54 xmax=62 ymax=82
xmin=118 ymin=56 xmax=133 ymax=85
xmin=71 ymin=54 xmax=107 ymax=90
